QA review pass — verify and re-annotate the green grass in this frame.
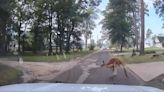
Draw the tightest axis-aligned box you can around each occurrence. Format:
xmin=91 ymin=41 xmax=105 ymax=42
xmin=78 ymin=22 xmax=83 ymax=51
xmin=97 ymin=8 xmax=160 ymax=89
xmin=110 ymin=47 xmax=164 ymax=53
xmin=0 ymin=64 xmax=22 ymax=86
xmin=23 ymin=50 xmax=94 ymax=62
xmin=145 ymin=47 xmax=164 ymax=51
xmin=117 ymin=54 xmax=164 ymax=64
xmin=145 ymin=83 xmax=164 ymax=90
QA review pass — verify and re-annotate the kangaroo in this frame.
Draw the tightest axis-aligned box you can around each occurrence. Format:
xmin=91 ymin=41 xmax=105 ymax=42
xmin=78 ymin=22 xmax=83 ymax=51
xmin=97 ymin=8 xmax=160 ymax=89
xmin=101 ymin=58 xmax=128 ymax=78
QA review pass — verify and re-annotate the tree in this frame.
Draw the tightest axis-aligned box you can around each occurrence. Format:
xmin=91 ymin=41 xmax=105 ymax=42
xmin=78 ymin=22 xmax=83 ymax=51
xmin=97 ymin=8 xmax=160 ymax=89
xmin=97 ymin=39 xmax=103 ymax=48
xmin=0 ymin=0 xmax=12 ymax=55
xmin=11 ymin=0 xmax=32 ymax=54
xmin=154 ymin=0 xmax=164 ymax=28
xmin=89 ymin=39 xmax=95 ymax=50
xmin=29 ymin=0 xmax=48 ymax=53
xmin=129 ymin=0 xmax=140 ymax=51
xmin=152 ymin=35 xmax=157 ymax=47
xmin=0 ymin=0 xmax=101 ymax=56
xmin=146 ymin=29 xmax=153 ymax=39
xmin=82 ymin=8 xmax=97 ymax=49
xmin=140 ymin=0 xmax=145 ymax=55
xmin=54 ymin=0 xmax=101 ymax=53
xmin=101 ymin=0 xmax=133 ymax=52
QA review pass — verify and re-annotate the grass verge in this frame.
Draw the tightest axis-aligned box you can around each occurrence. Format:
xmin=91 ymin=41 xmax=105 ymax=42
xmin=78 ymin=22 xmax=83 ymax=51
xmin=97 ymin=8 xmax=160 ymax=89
xmin=23 ymin=50 xmax=94 ymax=62
xmin=110 ymin=47 xmax=164 ymax=53
xmin=0 ymin=64 xmax=22 ymax=86
xmin=117 ymin=54 xmax=164 ymax=64
xmin=145 ymin=83 xmax=164 ymax=90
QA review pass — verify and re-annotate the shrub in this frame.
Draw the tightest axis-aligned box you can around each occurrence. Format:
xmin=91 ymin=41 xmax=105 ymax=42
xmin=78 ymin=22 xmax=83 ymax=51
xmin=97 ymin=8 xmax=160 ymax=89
xmin=145 ymin=50 xmax=156 ymax=54
xmin=89 ymin=44 xmax=95 ymax=50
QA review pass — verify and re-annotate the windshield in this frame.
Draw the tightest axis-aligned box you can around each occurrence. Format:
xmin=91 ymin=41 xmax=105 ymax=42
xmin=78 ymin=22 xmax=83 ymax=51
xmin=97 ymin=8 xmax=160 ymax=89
xmin=0 ymin=0 xmax=164 ymax=91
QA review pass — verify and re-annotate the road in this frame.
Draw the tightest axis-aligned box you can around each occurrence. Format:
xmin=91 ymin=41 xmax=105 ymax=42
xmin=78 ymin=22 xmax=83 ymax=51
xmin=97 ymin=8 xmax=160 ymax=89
xmin=53 ymin=50 xmax=144 ymax=85
xmin=0 ymin=50 xmax=144 ymax=85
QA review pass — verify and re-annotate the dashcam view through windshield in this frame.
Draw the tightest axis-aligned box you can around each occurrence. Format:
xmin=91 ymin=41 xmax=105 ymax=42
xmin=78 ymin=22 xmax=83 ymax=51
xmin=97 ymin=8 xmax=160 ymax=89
xmin=0 ymin=0 xmax=164 ymax=91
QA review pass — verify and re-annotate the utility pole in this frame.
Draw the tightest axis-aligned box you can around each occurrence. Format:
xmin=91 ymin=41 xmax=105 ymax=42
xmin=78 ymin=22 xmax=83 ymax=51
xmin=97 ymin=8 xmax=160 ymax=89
xmin=140 ymin=0 xmax=145 ymax=55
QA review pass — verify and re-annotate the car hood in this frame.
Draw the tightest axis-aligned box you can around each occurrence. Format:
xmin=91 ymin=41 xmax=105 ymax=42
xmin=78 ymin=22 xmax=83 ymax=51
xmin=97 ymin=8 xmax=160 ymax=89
xmin=0 ymin=83 xmax=163 ymax=92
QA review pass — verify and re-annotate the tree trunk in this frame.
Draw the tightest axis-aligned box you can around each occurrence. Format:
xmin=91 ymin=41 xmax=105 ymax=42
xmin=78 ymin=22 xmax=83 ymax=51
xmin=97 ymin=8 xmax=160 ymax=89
xmin=59 ymin=27 xmax=64 ymax=54
xmin=133 ymin=13 xmax=139 ymax=51
xmin=22 ymin=23 xmax=28 ymax=54
xmin=140 ymin=0 xmax=145 ymax=55
xmin=85 ymin=35 xmax=88 ymax=49
xmin=57 ymin=12 xmax=64 ymax=54
xmin=56 ymin=34 xmax=59 ymax=54
xmin=18 ymin=22 xmax=22 ymax=55
xmin=48 ymin=18 xmax=53 ymax=55
xmin=22 ymin=35 xmax=25 ymax=54
xmin=33 ymin=27 xmax=38 ymax=54
xmin=33 ymin=20 xmax=40 ymax=54
xmin=48 ymin=25 xmax=52 ymax=55
xmin=120 ymin=41 xmax=123 ymax=52
xmin=136 ymin=30 xmax=139 ymax=51
xmin=66 ymin=33 xmax=71 ymax=53
xmin=0 ymin=26 xmax=7 ymax=55
xmin=66 ymin=22 xmax=74 ymax=53
xmin=48 ymin=5 xmax=53 ymax=55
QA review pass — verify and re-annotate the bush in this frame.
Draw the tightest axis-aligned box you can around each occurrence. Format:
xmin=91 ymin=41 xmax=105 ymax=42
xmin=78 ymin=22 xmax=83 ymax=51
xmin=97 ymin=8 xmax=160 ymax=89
xmin=145 ymin=50 xmax=156 ymax=54
xmin=89 ymin=44 xmax=95 ymax=50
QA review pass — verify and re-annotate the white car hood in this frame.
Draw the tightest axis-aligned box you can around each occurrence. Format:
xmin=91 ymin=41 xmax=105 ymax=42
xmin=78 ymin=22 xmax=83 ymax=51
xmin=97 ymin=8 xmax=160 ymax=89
xmin=0 ymin=83 xmax=163 ymax=92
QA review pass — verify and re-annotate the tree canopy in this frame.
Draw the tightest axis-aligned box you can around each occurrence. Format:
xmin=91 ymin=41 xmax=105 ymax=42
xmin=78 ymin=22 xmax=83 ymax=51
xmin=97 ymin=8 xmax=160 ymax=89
xmin=101 ymin=0 xmax=137 ymax=51
xmin=0 ymin=0 xmax=101 ymax=55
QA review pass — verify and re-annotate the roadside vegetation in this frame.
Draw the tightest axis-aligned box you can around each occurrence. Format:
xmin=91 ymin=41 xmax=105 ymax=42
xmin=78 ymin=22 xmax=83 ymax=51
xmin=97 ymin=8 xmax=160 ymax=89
xmin=118 ymin=54 xmax=164 ymax=64
xmin=0 ymin=64 xmax=22 ymax=86
xmin=110 ymin=47 xmax=164 ymax=64
xmin=110 ymin=47 xmax=164 ymax=53
xmin=23 ymin=50 xmax=94 ymax=62
xmin=145 ymin=83 xmax=164 ymax=90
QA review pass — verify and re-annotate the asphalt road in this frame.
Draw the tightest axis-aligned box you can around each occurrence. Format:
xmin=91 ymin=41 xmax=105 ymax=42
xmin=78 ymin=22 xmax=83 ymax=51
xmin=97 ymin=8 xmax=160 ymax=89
xmin=53 ymin=50 xmax=144 ymax=85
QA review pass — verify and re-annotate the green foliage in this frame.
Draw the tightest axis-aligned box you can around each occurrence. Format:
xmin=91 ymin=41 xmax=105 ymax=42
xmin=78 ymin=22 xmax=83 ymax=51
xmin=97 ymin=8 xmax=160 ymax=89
xmin=101 ymin=0 xmax=136 ymax=51
xmin=89 ymin=44 xmax=95 ymax=50
xmin=154 ymin=0 xmax=164 ymax=27
xmin=89 ymin=39 xmax=95 ymax=50
xmin=0 ymin=0 xmax=101 ymax=55
xmin=0 ymin=0 xmax=12 ymax=55
xmin=145 ymin=50 xmax=156 ymax=54
xmin=146 ymin=29 xmax=153 ymax=39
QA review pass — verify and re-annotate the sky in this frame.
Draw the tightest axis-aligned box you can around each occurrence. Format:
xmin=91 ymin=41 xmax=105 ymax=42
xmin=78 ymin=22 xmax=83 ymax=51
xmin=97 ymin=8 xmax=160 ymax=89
xmin=92 ymin=0 xmax=164 ymax=42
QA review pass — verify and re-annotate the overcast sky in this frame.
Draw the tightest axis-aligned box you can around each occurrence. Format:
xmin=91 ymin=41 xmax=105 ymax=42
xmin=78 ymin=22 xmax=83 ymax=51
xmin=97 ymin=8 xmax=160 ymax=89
xmin=92 ymin=0 xmax=164 ymax=42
